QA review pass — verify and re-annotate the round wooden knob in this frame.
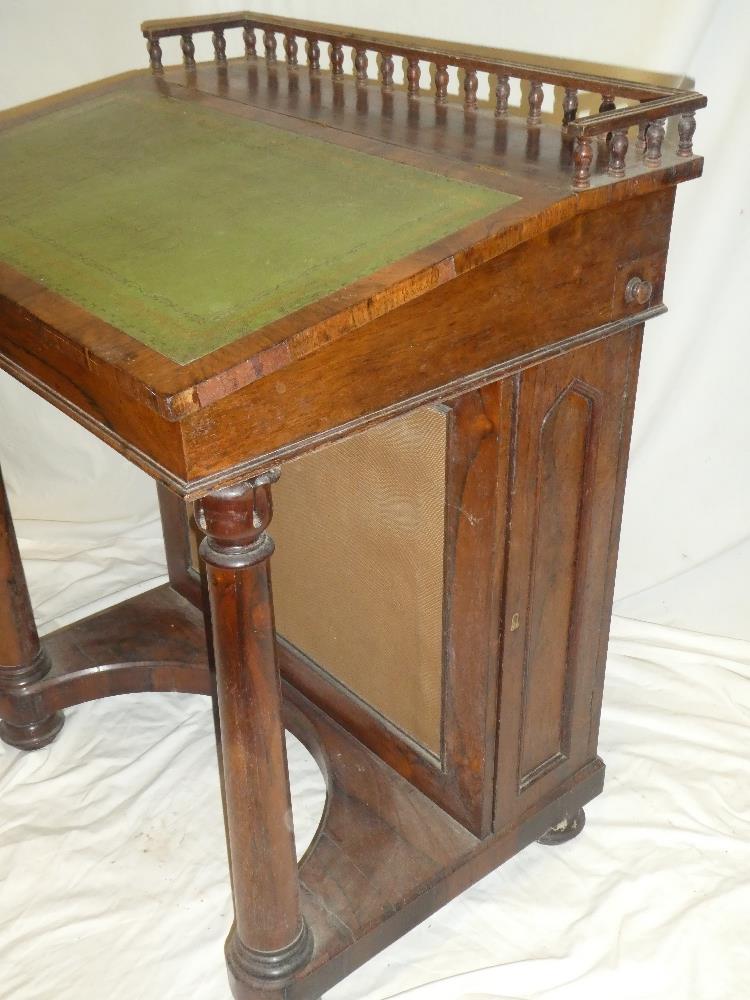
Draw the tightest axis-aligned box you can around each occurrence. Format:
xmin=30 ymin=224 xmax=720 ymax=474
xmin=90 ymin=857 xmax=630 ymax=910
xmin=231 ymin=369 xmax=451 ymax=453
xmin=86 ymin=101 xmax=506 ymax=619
xmin=625 ymin=276 xmax=653 ymax=306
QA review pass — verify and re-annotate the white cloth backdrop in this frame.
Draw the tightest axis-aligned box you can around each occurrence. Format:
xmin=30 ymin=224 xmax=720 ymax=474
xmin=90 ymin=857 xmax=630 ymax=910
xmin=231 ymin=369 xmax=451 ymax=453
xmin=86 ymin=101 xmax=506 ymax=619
xmin=0 ymin=1 xmax=748 ymax=998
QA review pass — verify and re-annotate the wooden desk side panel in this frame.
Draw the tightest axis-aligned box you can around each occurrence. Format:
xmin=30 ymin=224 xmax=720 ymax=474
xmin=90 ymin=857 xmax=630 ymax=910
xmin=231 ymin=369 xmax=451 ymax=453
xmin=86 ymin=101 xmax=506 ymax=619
xmin=160 ymin=390 xmax=514 ymax=836
xmin=158 ymin=327 xmax=639 ymax=838
xmin=493 ymin=326 xmax=643 ymax=829
xmin=180 ymin=187 xmax=675 ymax=487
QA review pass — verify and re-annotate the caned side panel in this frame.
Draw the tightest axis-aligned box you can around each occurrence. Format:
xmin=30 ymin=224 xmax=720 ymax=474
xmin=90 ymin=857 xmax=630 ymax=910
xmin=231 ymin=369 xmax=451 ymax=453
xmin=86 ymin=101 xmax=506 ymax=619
xmin=271 ymin=406 xmax=448 ymax=754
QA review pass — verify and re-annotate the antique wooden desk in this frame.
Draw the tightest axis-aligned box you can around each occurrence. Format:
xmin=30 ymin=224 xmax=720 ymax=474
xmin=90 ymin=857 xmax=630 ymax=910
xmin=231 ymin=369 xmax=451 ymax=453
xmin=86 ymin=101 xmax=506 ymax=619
xmin=0 ymin=11 xmax=705 ymax=999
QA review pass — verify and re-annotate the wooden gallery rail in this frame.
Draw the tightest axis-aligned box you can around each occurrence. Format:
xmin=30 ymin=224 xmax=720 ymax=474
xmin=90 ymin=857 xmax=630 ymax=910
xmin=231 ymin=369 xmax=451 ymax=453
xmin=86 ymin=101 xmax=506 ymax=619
xmin=143 ymin=10 xmax=707 ymax=189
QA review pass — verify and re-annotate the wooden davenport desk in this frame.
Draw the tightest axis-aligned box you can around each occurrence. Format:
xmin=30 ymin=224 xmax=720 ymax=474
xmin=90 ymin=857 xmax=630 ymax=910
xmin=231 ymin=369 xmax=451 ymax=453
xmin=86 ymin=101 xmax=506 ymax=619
xmin=0 ymin=12 xmax=705 ymax=1000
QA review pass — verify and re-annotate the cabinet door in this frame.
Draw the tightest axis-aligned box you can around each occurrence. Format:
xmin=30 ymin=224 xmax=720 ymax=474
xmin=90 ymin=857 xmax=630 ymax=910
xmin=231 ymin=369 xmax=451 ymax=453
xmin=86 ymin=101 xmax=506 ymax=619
xmin=494 ymin=327 xmax=642 ymax=829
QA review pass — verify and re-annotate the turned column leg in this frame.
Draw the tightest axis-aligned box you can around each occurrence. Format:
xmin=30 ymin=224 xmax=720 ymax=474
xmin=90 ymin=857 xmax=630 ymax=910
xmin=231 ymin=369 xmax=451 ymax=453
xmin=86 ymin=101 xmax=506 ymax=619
xmin=0 ymin=466 xmax=64 ymax=750
xmin=195 ymin=470 xmax=313 ymax=996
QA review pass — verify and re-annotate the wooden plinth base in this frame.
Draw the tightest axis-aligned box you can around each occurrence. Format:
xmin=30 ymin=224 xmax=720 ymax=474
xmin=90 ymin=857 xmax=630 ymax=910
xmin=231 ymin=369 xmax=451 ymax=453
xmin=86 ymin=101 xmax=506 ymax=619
xmin=0 ymin=585 xmax=604 ymax=999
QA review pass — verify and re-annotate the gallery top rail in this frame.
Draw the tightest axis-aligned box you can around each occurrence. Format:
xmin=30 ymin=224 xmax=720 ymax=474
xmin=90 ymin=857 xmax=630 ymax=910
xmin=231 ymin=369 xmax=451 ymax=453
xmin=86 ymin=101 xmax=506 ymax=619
xmin=141 ymin=10 xmax=707 ymax=188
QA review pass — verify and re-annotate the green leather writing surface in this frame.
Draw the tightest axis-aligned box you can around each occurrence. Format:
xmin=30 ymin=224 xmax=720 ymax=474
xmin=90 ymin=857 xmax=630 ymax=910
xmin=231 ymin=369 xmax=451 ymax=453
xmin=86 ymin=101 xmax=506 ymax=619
xmin=0 ymin=91 xmax=518 ymax=364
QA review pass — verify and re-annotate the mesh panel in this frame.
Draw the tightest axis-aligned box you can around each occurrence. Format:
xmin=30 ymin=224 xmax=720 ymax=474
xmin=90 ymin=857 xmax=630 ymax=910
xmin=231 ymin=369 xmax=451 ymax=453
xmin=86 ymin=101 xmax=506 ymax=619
xmin=272 ymin=407 xmax=447 ymax=753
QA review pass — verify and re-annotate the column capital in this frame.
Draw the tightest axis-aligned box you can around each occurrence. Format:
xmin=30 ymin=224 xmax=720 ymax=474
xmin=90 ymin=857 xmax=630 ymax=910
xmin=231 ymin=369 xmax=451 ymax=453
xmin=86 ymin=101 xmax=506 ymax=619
xmin=195 ymin=469 xmax=280 ymax=568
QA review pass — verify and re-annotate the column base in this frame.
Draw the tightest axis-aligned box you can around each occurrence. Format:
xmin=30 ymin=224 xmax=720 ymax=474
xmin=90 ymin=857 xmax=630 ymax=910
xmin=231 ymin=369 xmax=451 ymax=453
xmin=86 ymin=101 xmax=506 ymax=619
xmin=0 ymin=649 xmax=66 ymax=751
xmin=537 ymin=807 xmax=586 ymax=845
xmin=0 ymin=710 xmax=65 ymax=751
xmin=226 ymin=920 xmax=314 ymax=998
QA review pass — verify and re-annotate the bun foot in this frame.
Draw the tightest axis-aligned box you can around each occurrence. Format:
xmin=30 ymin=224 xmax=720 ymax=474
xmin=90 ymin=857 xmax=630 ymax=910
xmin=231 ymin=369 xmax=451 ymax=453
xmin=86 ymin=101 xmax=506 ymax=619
xmin=538 ymin=807 xmax=586 ymax=845
xmin=0 ymin=710 xmax=65 ymax=751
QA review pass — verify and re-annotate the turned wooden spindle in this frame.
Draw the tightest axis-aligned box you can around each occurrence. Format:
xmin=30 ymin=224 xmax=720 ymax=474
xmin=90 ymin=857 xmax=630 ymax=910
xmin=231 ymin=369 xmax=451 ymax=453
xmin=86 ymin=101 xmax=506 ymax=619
xmin=0 ymin=466 xmax=64 ymax=751
xmin=283 ymin=33 xmax=298 ymax=66
xmin=645 ymin=118 xmax=666 ymax=166
xmin=527 ymin=80 xmax=544 ymax=126
xmin=495 ymin=75 xmax=510 ymax=116
xmin=407 ymin=57 xmax=421 ymax=97
xmin=608 ymin=129 xmax=629 ymax=177
xmin=212 ymin=29 xmax=227 ymax=64
xmin=243 ymin=25 xmax=257 ymax=58
xmin=380 ymin=52 xmax=395 ymax=88
xmin=306 ymin=37 xmax=320 ymax=71
xmin=598 ymin=93 xmax=616 ymax=144
xmin=330 ymin=42 xmax=345 ymax=76
xmin=434 ymin=63 xmax=449 ymax=104
xmin=678 ymin=111 xmax=696 ymax=156
xmin=146 ymin=37 xmax=163 ymax=73
xmin=180 ymin=33 xmax=195 ymax=69
xmin=573 ymin=135 xmax=594 ymax=188
xmin=354 ymin=47 xmax=368 ymax=82
xmin=195 ymin=471 xmax=312 ymax=987
xmin=464 ymin=68 xmax=479 ymax=111
xmin=563 ymin=87 xmax=579 ymax=124
xmin=264 ymin=29 xmax=278 ymax=62
xmin=635 ymin=119 xmax=648 ymax=152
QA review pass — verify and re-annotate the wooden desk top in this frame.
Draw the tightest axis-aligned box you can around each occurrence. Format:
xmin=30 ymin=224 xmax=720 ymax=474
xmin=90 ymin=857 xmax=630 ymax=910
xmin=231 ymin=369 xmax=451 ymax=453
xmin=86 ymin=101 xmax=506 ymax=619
xmin=0 ymin=12 xmax=705 ymax=497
